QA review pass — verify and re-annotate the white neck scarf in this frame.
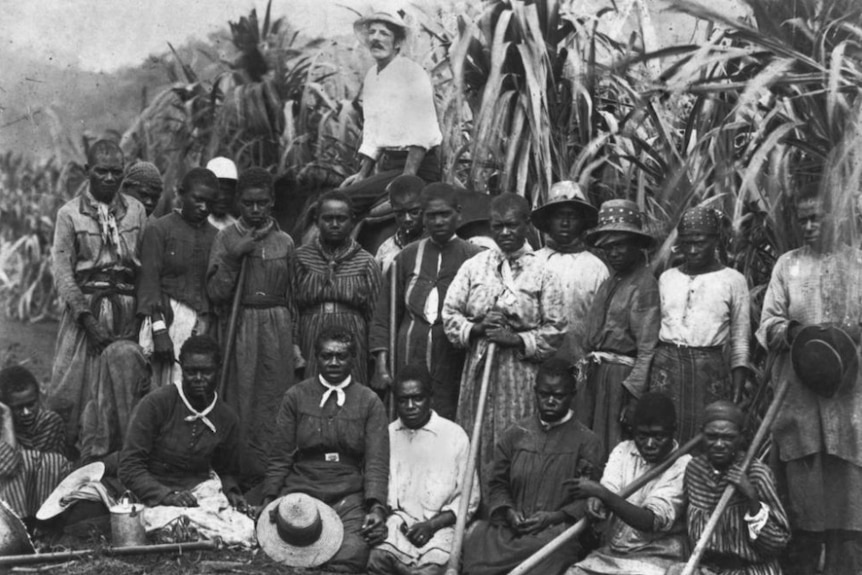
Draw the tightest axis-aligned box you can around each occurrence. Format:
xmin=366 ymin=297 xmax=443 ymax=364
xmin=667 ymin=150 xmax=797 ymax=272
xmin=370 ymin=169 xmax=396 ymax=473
xmin=319 ymin=375 xmax=352 ymax=408
xmin=177 ymin=385 xmax=218 ymax=433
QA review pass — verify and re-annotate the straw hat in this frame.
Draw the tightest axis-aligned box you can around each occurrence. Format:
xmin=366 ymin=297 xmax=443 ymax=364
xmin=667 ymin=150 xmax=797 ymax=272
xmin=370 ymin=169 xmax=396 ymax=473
xmin=530 ymin=181 xmax=598 ymax=232
xmin=256 ymin=493 xmax=344 ymax=567
xmin=353 ymin=11 xmax=410 ymax=40
xmin=206 ymin=157 xmax=238 ymax=181
xmin=791 ymin=324 xmax=858 ymax=398
xmin=585 ymin=199 xmax=654 ymax=247
xmin=0 ymin=499 xmax=34 ymax=556
xmin=36 ymin=462 xmax=105 ymax=521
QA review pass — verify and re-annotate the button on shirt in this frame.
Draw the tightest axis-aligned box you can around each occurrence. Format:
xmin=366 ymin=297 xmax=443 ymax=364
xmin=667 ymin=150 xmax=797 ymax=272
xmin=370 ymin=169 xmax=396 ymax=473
xmin=358 ymin=55 xmax=442 ymax=160
xmin=119 ymin=385 xmax=241 ymax=506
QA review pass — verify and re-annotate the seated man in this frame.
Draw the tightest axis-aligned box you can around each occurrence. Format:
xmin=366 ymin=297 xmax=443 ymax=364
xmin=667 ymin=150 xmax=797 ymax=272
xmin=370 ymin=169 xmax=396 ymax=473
xmin=0 ymin=366 xmax=71 ymax=521
xmin=462 ymin=358 xmax=604 ymax=575
xmin=667 ymin=401 xmax=791 ymax=575
xmin=119 ymin=335 xmax=252 ymax=545
xmin=564 ymin=392 xmax=690 ymax=575
xmin=368 ymin=363 xmax=480 ymax=575
xmin=262 ymin=326 xmax=389 ymax=573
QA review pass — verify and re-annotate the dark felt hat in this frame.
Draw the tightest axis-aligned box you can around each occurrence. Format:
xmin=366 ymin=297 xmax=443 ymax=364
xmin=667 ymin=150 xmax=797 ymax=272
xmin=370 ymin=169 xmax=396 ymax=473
xmin=791 ymin=324 xmax=858 ymax=398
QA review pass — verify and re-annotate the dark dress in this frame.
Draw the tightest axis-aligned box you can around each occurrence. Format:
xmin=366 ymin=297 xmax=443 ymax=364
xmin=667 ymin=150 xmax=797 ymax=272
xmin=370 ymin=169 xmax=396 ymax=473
xmin=263 ymin=377 xmax=389 ymax=572
xmin=369 ymin=236 xmax=482 ymax=419
xmin=462 ymin=414 xmax=604 ymax=575
xmin=294 ymin=238 xmax=382 ymax=383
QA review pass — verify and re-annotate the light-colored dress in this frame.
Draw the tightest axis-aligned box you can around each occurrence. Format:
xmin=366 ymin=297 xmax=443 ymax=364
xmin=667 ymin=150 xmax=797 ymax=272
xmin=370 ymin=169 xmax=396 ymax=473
xmin=442 ymin=245 xmax=567 ymax=488
xmin=567 ymin=440 xmax=690 ymax=575
xmin=535 ymin=246 xmax=608 ymax=362
xmin=649 ymin=266 xmax=750 ymax=442
xmin=757 ymin=246 xmax=862 ymax=532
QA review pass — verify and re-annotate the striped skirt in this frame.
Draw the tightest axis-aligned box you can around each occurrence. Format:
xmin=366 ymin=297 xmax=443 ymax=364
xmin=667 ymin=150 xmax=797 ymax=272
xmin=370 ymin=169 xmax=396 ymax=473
xmin=648 ymin=343 xmax=731 ymax=444
xmin=0 ymin=450 xmax=71 ymax=519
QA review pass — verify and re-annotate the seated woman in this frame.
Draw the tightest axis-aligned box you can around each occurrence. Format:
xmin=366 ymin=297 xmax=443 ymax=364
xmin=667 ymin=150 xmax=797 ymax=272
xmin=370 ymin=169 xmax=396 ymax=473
xmin=564 ymin=392 xmax=690 ymax=575
xmin=461 ymin=358 xmax=603 ymax=575
xmin=667 ymin=401 xmax=791 ymax=575
xmin=119 ymin=335 xmax=253 ymax=546
xmin=262 ymin=326 xmax=389 ymax=573
xmin=0 ymin=365 xmax=71 ymax=521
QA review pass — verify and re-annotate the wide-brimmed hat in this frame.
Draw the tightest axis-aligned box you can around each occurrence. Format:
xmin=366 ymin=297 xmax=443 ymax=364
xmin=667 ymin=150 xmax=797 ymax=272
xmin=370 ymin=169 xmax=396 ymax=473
xmin=585 ymin=199 xmax=654 ymax=247
xmin=353 ymin=11 xmax=410 ymax=40
xmin=36 ymin=462 xmax=105 ymax=521
xmin=257 ymin=493 xmax=344 ymax=568
xmin=0 ymin=499 xmax=34 ymax=556
xmin=791 ymin=324 xmax=858 ymax=398
xmin=206 ymin=157 xmax=238 ymax=181
xmin=530 ymin=181 xmax=598 ymax=232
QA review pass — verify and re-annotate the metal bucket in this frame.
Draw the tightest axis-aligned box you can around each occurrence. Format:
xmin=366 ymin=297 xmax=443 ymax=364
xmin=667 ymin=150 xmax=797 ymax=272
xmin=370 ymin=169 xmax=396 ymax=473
xmin=109 ymin=500 xmax=146 ymax=547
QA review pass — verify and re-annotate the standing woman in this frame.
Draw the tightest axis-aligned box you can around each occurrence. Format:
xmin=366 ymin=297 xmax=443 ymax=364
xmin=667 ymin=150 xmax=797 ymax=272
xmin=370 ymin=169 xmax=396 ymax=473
xmin=207 ymin=168 xmax=296 ymax=484
xmin=137 ymin=167 xmax=219 ymax=388
xmin=578 ymin=200 xmax=661 ymax=455
xmin=648 ymin=207 xmax=750 ymax=443
xmin=294 ymin=190 xmax=382 ymax=383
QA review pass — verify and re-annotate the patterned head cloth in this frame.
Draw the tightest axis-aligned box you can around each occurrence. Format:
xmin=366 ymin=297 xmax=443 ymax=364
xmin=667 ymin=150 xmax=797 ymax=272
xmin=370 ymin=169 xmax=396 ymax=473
xmin=678 ymin=206 xmax=722 ymax=236
xmin=702 ymin=400 xmax=745 ymax=428
xmin=123 ymin=161 xmax=162 ymax=190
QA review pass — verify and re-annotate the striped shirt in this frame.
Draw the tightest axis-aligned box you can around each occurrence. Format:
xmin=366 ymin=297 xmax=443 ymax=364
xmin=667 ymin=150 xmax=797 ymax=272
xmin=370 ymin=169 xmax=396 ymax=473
xmin=684 ymin=455 xmax=790 ymax=575
xmin=0 ymin=410 xmax=71 ymax=518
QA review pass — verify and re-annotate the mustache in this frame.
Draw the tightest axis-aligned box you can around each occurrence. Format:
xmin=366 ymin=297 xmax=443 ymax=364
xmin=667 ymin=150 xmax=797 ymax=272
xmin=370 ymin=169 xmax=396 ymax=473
xmin=370 ymin=41 xmax=385 ymax=49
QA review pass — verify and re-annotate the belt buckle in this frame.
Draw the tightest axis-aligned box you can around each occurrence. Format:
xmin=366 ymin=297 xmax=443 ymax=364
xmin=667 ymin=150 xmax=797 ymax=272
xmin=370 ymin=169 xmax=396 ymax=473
xmin=325 ymin=452 xmax=340 ymax=462
xmin=323 ymin=303 xmax=336 ymax=314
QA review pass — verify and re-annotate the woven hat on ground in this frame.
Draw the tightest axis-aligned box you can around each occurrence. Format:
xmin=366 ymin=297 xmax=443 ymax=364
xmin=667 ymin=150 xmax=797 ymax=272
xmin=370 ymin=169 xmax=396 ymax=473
xmin=256 ymin=493 xmax=344 ymax=568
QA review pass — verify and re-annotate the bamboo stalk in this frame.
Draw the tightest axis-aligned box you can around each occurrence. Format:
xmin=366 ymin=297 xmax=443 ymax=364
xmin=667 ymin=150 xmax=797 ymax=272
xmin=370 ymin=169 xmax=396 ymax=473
xmin=217 ymin=256 xmax=249 ymax=397
xmin=387 ymin=259 xmax=398 ymax=420
xmin=680 ymin=377 xmax=791 ymax=575
xmin=0 ymin=541 xmax=218 ymax=567
xmin=508 ymin=432 xmax=705 ymax=575
xmin=444 ymin=343 xmax=497 ymax=575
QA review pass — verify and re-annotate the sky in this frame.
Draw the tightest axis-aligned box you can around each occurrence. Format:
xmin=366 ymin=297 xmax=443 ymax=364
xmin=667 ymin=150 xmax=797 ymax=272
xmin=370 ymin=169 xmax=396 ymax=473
xmin=0 ymin=0 xmax=408 ymax=72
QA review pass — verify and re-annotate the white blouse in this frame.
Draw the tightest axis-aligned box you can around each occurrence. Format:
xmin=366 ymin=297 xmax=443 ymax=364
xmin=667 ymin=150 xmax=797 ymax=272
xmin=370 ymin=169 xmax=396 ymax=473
xmin=657 ymin=266 xmax=750 ymax=369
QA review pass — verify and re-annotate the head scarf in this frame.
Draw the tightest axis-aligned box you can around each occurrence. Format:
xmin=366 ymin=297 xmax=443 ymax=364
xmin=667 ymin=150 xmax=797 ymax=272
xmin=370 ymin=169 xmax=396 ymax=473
xmin=678 ymin=206 xmax=722 ymax=236
xmin=702 ymin=400 xmax=745 ymax=428
xmin=123 ymin=161 xmax=162 ymax=190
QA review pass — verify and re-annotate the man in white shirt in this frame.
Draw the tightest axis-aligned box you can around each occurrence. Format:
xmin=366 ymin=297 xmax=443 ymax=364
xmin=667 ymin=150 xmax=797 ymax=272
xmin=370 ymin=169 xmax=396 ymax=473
xmin=340 ymin=11 xmax=443 ymax=216
xmin=367 ymin=363 xmax=479 ymax=575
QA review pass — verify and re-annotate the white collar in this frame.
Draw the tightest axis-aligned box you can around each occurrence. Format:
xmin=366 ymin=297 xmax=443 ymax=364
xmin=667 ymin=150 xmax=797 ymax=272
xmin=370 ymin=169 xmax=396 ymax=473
xmin=177 ymin=385 xmax=218 ymax=433
xmin=318 ymin=375 xmax=352 ymax=408
xmin=539 ymin=409 xmax=573 ymax=432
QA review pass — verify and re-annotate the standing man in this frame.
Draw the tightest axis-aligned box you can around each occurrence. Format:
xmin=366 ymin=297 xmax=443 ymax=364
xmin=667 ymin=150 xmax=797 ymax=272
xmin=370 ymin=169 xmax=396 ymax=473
xmin=757 ymin=192 xmax=862 ymax=574
xmin=339 ymin=11 xmax=442 ymax=214
xmin=370 ymin=183 xmax=482 ymax=418
xmin=48 ymin=140 xmax=147 ymax=454
xmin=531 ymin=181 xmax=607 ymax=363
xmin=443 ymin=193 xmax=567 ymax=488
xmin=205 ymin=157 xmax=239 ymax=231
xmin=367 ymin=363 xmax=479 ymax=575
xmin=375 ymin=175 xmax=426 ymax=273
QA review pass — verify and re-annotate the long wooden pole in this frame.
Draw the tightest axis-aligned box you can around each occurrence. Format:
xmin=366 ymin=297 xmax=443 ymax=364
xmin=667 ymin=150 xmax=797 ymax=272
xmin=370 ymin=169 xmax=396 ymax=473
xmin=508 ymin=432 xmax=704 ymax=575
xmin=217 ymin=256 xmax=249 ymax=397
xmin=0 ymin=541 xmax=218 ymax=566
xmin=680 ymin=377 xmax=791 ymax=575
xmin=388 ymin=259 xmax=398 ymax=420
xmin=445 ymin=343 xmax=497 ymax=575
